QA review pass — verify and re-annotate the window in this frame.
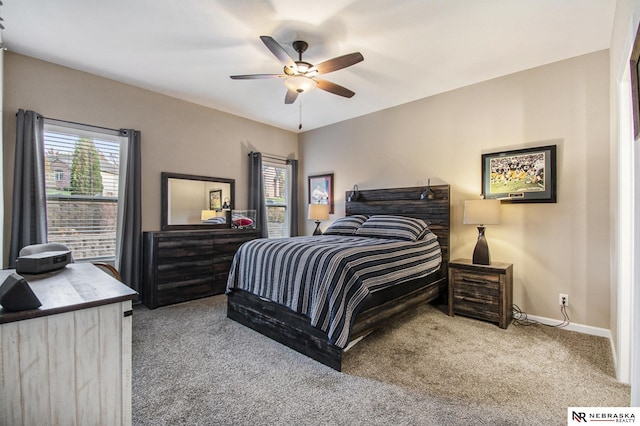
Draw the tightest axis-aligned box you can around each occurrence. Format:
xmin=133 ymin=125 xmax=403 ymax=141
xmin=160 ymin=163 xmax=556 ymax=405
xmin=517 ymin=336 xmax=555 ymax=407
xmin=263 ymin=162 xmax=290 ymax=238
xmin=43 ymin=120 xmax=126 ymax=260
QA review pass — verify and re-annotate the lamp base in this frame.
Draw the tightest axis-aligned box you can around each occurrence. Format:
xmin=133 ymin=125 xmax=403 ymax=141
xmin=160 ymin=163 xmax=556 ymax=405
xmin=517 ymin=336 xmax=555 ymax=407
xmin=472 ymin=226 xmax=491 ymax=265
xmin=313 ymin=221 xmax=323 ymax=236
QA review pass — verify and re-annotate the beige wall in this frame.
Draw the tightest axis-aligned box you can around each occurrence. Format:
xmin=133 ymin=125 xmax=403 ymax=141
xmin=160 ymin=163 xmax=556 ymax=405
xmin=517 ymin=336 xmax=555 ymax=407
xmin=2 ymin=52 xmax=297 ymax=265
xmin=300 ymin=50 xmax=610 ymax=328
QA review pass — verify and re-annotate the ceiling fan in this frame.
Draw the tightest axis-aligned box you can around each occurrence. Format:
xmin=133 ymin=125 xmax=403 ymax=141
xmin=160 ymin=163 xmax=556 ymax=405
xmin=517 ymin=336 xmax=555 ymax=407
xmin=230 ymin=36 xmax=364 ymax=104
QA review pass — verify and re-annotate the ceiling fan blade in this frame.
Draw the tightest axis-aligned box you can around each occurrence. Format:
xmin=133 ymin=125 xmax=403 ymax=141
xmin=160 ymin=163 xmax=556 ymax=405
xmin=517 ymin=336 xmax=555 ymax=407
xmin=230 ymin=74 xmax=287 ymax=80
xmin=314 ymin=52 xmax=364 ymax=74
xmin=316 ymin=79 xmax=356 ymax=98
xmin=284 ymin=89 xmax=299 ymax=104
xmin=260 ymin=36 xmax=296 ymax=68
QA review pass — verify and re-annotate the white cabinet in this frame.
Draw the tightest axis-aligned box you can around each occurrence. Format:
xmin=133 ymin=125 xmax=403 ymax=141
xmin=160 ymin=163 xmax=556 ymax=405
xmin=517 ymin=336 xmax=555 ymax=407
xmin=0 ymin=263 xmax=137 ymax=426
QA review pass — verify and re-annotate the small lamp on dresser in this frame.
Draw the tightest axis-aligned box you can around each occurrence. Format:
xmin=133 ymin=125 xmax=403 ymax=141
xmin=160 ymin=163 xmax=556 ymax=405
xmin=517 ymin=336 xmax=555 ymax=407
xmin=463 ymin=199 xmax=501 ymax=265
xmin=201 ymin=210 xmax=217 ymax=221
xmin=308 ymin=204 xmax=330 ymax=235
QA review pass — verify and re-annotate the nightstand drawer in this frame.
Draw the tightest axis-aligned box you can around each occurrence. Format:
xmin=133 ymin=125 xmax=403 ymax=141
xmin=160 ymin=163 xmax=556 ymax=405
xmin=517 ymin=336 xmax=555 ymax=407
xmin=453 ymin=290 xmax=500 ymax=321
xmin=454 ymin=300 xmax=501 ymax=322
xmin=453 ymin=284 xmax=499 ymax=304
xmin=453 ymin=271 xmax=500 ymax=291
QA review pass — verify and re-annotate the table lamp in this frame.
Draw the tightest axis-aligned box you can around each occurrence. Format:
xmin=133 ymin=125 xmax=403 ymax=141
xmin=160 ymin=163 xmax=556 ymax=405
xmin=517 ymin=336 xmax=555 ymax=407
xmin=463 ymin=199 xmax=501 ymax=265
xmin=201 ymin=210 xmax=217 ymax=221
xmin=308 ymin=204 xmax=330 ymax=235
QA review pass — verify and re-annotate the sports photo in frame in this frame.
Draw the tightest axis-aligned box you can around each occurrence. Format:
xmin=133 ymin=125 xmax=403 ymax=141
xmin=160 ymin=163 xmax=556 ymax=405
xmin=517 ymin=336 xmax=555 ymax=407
xmin=481 ymin=145 xmax=557 ymax=203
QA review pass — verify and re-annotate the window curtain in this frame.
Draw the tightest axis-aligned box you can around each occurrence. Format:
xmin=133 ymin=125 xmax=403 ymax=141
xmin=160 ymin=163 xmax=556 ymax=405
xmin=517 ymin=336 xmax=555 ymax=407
xmin=287 ymin=159 xmax=299 ymax=237
xmin=116 ymin=129 xmax=142 ymax=292
xmin=8 ymin=109 xmax=47 ymax=267
xmin=248 ymin=152 xmax=268 ymax=238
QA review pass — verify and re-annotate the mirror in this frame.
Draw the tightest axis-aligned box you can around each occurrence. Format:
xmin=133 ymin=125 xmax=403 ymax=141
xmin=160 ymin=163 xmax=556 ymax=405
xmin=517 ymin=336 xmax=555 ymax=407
xmin=161 ymin=172 xmax=235 ymax=230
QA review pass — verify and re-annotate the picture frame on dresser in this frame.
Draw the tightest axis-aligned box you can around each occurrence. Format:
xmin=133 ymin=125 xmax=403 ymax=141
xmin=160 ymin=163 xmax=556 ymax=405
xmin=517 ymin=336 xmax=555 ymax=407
xmin=481 ymin=145 xmax=557 ymax=203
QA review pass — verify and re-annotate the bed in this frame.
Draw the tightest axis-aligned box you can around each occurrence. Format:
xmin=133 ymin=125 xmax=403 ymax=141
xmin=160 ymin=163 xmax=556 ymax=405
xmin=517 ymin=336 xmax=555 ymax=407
xmin=226 ymin=185 xmax=450 ymax=371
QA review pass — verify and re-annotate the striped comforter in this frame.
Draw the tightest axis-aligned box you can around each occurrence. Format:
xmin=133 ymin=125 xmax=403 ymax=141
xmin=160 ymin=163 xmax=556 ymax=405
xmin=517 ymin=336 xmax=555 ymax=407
xmin=226 ymin=233 xmax=442 ymax=348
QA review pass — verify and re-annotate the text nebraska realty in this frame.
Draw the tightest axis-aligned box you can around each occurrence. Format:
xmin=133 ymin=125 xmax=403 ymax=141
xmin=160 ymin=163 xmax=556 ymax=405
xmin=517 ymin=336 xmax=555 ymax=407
xmin=573 ymin=411 xmax=635 ymax=422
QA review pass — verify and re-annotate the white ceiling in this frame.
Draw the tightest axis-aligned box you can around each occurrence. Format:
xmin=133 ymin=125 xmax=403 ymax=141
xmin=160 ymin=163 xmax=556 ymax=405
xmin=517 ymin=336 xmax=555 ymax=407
xmin=1 ymin=0 xmax=616 ymax=133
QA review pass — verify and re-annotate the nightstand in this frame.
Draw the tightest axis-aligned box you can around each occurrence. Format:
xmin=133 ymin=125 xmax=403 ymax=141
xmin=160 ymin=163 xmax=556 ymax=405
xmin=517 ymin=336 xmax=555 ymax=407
xmin=448 ymin=258 xmax=513 ymax=329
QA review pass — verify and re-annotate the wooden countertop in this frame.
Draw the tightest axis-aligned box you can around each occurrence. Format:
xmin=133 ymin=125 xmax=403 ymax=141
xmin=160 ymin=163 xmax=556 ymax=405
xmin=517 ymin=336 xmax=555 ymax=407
xmin=0 ymin=263 xmax=138 ymax=324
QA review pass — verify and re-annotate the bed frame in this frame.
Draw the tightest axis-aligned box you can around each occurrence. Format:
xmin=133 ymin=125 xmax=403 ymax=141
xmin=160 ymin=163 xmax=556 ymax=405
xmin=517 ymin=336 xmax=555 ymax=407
xmin=227 ymin=185 xmax=450 ymax=371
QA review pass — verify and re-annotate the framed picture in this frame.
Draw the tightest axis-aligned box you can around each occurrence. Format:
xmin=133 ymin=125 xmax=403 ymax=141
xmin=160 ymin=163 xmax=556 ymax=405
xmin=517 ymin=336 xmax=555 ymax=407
xmin=481 ymin=145 xmax=557 ymax=203
xmin=209 ymin=189 xmax=222 ymax=210
xmin=308 ymin=173 xmax=334 ymax=213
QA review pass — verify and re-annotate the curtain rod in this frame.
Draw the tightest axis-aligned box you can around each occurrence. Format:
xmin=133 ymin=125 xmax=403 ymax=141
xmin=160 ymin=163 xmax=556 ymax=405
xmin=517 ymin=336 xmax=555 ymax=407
xmin=42 ymin=115 xmax=122 ymax=135
xmin=249 ymin=151 xmax=293 ymax=164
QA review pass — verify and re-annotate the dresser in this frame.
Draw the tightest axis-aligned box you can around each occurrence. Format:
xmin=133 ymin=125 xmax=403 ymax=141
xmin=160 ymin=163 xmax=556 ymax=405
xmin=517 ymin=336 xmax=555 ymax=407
xmin=448 ymin=258 xmax=513 ymax=328
xmin=142 ymin=229 xmax=260 ymax=309
xmin=0 ymin=263 xmax=138 ymax=426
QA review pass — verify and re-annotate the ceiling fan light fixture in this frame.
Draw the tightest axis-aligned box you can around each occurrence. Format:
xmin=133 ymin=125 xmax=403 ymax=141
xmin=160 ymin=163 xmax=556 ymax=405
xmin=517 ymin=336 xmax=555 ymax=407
xmin=284 ymin=75 xmax=317 ymax=94
xmin=295 ymin=61 xmax=313 ymax=74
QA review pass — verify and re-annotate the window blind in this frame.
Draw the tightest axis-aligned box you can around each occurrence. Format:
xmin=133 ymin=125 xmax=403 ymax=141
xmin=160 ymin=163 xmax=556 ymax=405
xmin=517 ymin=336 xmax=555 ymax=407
xmin=43 ymin=122 xmax=125 ymax=260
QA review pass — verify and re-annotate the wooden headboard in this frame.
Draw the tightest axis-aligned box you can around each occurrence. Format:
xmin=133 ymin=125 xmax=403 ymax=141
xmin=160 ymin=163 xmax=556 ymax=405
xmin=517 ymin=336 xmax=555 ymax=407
xmin=344 ymin=185 xmax=450 ymax=264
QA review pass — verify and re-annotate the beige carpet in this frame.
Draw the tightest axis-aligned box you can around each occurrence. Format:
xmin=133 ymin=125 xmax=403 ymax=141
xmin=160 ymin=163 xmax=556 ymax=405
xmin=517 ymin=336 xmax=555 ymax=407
xmin=132 ymin=295 xmax=629 ymax=425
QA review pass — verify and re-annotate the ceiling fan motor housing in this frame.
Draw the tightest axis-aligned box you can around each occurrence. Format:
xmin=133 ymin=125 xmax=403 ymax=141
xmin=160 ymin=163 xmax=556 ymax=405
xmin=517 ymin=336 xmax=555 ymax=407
xmin=292 ymin=40 xmax=308 ymax=56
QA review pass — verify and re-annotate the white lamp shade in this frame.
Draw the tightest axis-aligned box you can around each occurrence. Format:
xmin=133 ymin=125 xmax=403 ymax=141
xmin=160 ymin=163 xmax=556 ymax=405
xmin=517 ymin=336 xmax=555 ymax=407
xmin=307 ymin=204 xmax=330 ymax=221
xmin=285 ymin=76 xmax=318 ymax=93
xmin=201 ymin=210 xmax=217 ymax=221
xmin=463 ymin=199 xmax=501 ymax=225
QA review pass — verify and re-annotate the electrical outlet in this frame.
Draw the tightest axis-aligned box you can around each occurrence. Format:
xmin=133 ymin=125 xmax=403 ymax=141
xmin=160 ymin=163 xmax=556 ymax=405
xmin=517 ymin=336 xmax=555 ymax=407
xmin=559 ymin=293 xmax=569 ymax=307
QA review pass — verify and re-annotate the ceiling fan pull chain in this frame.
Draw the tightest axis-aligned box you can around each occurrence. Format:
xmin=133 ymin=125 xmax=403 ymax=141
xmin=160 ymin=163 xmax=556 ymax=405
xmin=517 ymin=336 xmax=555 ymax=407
xmin=299 ymin=102 xmax=303 ymax=130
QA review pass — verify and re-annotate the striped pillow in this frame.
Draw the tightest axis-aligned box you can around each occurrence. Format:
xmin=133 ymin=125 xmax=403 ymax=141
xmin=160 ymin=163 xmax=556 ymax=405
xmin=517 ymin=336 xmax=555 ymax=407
xmin=355 ymin=215 xmax=430 ymax=241
xmin=323 ymin=215 xmax=369 ymax=235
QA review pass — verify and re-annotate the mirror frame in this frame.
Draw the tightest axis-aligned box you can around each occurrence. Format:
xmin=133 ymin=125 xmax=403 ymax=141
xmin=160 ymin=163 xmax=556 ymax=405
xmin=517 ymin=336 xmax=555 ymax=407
xmin=161 ymin=172 xmax=235 ymax=231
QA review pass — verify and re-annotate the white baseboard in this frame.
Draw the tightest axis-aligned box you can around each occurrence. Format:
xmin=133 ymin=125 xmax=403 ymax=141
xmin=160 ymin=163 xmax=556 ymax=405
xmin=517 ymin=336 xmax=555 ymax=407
xmin=525 ymin=314 xmax=612 ymax=339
